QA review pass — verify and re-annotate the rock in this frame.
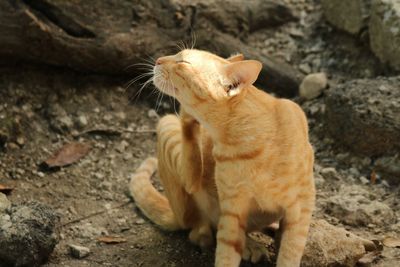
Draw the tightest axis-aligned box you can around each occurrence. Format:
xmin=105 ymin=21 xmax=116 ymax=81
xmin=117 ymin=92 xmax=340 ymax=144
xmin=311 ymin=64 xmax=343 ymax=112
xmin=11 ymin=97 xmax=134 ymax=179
xmin=370 ymin=0 xmax=400 ymax=70
xmin=321 ymin=0 xmax=371 ymax=34
xmin=46 ymin=103 xmax=73 ymax=133
xmin=302 ymin=219 xmax=368 ymax=267
xmin=325 ymin=77 xmax=400 ymax=156
xmin=0 ymin=202 xmax=59 ymax=267
xmin=299 ymin=73 xmax=328 ymax=100
xmin=320 ymin=167 xmax=339 ymax=180
xmin=324 ymin=185 xmax=396 ymax=226
xmin=116 ymin=140 xmax=129 ymax=153
xmin=299 ymin=63 xmax=312 ymax=74
xmin=77 ymin=115 xmax=88 ymax=128
xmin=147 ymin=109 xmax=159 ymax=120
xmin=0 ymin=193 xmax=11 ymax=212
xmin=69 ymin=244 xmax=91 ymax=259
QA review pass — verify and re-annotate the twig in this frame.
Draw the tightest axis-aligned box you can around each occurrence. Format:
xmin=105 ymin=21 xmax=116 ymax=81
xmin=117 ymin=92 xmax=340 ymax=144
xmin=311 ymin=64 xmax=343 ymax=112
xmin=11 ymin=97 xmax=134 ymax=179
xmin=61 ymin=201 xmax=131 ymax=227
xmin=75 ymin=127 xmax=156 ymax=137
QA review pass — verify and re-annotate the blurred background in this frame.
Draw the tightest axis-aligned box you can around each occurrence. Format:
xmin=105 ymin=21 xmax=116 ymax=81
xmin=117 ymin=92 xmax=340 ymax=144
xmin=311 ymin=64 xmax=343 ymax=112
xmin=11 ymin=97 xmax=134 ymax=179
xmin=0 ymin=0 xmax=399 ymax=266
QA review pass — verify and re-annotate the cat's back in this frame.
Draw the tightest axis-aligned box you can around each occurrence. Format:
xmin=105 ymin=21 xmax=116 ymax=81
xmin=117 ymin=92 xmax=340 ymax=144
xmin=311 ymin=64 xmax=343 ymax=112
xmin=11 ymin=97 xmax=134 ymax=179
xmin=274 ymin=97 xmax=309 ymax=142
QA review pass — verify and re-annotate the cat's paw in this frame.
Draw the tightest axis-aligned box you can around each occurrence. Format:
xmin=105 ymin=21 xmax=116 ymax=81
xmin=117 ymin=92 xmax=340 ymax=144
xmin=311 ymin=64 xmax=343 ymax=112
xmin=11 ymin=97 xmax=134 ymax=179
xmin=189 ymin=225 xmax=214 ymax=249
xmin=242 ymin=236 xmax=266 ymax=263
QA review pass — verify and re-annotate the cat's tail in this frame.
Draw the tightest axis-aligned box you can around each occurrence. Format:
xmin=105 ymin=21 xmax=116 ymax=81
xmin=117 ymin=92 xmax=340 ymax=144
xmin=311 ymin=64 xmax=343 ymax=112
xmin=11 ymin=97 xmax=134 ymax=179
xmin=129 ymin=157 xmax=181 ymax=231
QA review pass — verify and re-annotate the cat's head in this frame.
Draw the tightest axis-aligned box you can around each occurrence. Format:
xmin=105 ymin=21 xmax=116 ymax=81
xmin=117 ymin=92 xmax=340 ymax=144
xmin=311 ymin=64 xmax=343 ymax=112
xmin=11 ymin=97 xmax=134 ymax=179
xmin=153 ymin=49 xmax=262 ymax=106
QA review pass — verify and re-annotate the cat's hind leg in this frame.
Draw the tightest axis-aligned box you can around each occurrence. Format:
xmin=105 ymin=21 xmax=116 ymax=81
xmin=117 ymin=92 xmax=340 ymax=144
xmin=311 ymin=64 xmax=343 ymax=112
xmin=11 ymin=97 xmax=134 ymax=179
xmin=155 ymin=114 xmax=201 ymax=230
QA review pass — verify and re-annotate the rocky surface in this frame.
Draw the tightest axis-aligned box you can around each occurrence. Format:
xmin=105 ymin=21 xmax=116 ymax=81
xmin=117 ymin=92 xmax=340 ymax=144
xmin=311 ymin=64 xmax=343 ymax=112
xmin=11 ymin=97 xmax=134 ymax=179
xmin=321 ymin=0 xmax=371 ymax=34
xmin=370 ymin=0 xmax=400 ymax=71
xmin=303 ymin=220 xmax=368 ymax=267
xmin=325 ymin=76 xmax=400 ymax=157
xmin=0 ymin=202 xmax=59 ymax=267
xmin=324 ymin=185 xmax=396 ymax=227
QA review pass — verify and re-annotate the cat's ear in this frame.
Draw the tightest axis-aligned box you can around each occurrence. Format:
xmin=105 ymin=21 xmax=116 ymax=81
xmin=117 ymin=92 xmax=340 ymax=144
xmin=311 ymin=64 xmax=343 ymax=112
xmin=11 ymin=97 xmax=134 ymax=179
xmin=224 ymin=60 xmax=262 ymax=89
xmin=226 ymin=53 xmax=244 ymax=62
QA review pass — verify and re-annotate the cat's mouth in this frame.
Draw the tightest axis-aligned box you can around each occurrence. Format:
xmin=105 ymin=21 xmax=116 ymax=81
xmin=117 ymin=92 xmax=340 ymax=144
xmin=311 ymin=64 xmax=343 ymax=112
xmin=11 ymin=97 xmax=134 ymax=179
xmin=153 ymin=66 xmax=176 ymax=96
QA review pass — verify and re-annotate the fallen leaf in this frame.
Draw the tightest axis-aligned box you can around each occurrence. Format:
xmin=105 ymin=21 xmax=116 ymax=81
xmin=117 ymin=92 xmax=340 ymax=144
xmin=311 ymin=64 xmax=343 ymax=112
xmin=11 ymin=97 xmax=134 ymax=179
xmin=97 ymin=236 xmax=127 ymax=244
xmin=382 ymin=237 xmax=400 ymax=248
xmin=0 ymin=184 xmax=14 ymax=194
xmin=370 ymin=170 xmax=377 ymax=184
xmin=44 ymin=142 xmax=91 ymax=168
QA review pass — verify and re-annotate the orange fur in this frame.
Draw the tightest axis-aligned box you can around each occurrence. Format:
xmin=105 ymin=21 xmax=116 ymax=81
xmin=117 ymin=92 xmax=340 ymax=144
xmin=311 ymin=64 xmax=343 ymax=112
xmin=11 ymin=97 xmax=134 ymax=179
xmin=130 ymin=49 xmax=315 ymax=267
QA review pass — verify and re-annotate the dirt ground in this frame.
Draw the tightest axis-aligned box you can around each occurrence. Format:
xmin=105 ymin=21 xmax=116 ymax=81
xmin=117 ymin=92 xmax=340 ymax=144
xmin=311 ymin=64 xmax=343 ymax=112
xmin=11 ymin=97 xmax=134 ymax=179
xmin=0 ymin=1 xmax=399 ymax=266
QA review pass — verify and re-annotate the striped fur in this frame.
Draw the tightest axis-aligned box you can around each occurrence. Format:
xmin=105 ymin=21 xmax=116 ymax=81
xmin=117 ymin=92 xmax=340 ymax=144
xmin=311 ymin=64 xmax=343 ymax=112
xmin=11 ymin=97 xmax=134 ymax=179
xmin=132 ymin=49 xmax=316 ymax=267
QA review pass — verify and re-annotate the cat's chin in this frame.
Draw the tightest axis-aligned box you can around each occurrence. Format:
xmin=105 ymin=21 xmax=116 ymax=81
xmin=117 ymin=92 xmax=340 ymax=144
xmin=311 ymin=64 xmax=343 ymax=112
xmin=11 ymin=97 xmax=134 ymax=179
xmin=153 ymin=77 xmax=176 ymax=97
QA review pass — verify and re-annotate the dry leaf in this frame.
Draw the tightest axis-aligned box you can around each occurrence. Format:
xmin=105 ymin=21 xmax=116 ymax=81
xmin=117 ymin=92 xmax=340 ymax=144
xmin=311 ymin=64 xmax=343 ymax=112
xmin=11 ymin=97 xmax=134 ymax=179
xmin=97 ymin=236 xmax=127 ymax=244
xmin=382 ymin=237 xmax=400 ymax=248
xmin=370 ymin=170 xmax=377 ymax=184
xmin=44 ymin=142 xmax=91 ymax=168
xmin=0 ymin=184 xmax=14 ymax=195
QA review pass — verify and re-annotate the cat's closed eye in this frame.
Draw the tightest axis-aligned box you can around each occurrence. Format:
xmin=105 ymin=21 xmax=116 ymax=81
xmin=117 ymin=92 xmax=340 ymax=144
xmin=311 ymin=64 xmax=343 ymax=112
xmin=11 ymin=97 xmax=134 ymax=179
xmin=176 ymin=60 xmax=191 ymax=64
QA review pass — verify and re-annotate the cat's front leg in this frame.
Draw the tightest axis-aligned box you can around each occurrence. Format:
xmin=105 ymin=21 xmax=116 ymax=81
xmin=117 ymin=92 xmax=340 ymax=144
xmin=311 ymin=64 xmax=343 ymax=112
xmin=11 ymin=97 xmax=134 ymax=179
xmin=214 ymin=168 xmax=251 ymax=267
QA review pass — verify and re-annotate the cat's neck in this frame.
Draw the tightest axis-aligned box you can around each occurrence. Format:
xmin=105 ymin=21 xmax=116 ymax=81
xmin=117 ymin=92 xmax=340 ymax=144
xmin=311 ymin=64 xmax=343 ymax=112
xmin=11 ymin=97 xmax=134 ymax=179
xmin=184 ymin=86 xmax=276 ymax=145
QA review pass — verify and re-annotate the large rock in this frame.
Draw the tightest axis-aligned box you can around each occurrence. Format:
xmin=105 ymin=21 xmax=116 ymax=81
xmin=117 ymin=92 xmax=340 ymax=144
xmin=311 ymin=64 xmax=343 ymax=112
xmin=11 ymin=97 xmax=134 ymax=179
xmin=321 ymin=0 xmax=371 ymax=34
xmin=370 ymin=0 xmax=400 ymax=70
xmin=325 ymin=77 xmax=400 ymax=156
xmin=0 ymin=202 xmax=60 ymax=267
xmin=324 ymin=185 xmax=396 ymax=226
xmin=302 ymin=220 xmax=369 ymax=267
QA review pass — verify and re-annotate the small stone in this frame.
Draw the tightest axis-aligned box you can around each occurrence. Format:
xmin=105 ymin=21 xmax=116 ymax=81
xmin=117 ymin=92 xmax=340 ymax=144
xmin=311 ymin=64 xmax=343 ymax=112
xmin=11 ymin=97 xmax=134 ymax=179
xmin=123 ymin=153 xmax=133 ymax=161
xmin=116 ymin=140 xmax=129 ymax=153
xmin=16 ymin=136 xmax=25 ymax=146
xmin=77 ymin=115 xmax=88 ymax=127
xmin=37 ymin=172 xmax=45 ymax=178
xmin=103 ymin=114 xmax=113 ymax=121
xmin=299 ymin=73 xmax=328 ymax=100
xmin=359 ymin=176 xmax=369 ymax=185
xmin=94 ymin=173 xmax=104 ymax=179
xmin=0 ymin=193 xmax=11 ymax=212
xmin=299 ymin=63 xmax=312 ymax=74
xmin=68 ymin=244 xmax=90 ymax=259
xmin=349 ymin=167 xmax=360 ymax=177
xmin=147 ymin=109 xmax=159 ymax=120
xmin=135 ymin=218 xmax=145 ymax=225
xmin=320 ymin=167 xmax=338 ymax=180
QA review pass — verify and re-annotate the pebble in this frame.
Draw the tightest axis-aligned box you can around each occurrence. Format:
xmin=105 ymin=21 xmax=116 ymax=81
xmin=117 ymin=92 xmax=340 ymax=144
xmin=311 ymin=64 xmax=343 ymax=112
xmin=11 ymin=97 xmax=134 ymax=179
xmin=299 ymin=63 xmax=312 ymax=74
xmin=299 ymin=72 xmax=328 ymax=100
xmin=359 ymin=176 xmax=369 ymax=185
xmin=77 ymin=115 xmax=88 ymax=127
xmin=123 ymin=153 xmax=133 ymax=161
xmin=116 ymin=140 xmax=129 ymax=153
xmin=135 ymin=218 xmax=145 ymax=225
xmin=147 ymin=109 xmax=159 ymax=120
xmin=320 ymin=167 xmax=338 ymax=180
xmin=68 ymin=244 xmax=90 ymax=259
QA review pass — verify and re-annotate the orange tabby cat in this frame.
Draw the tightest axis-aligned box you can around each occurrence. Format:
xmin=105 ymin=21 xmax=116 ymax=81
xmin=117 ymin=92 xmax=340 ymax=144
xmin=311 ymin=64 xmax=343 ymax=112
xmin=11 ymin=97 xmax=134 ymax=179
xmin=130 ymin=50 xmax=315 ymax=267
